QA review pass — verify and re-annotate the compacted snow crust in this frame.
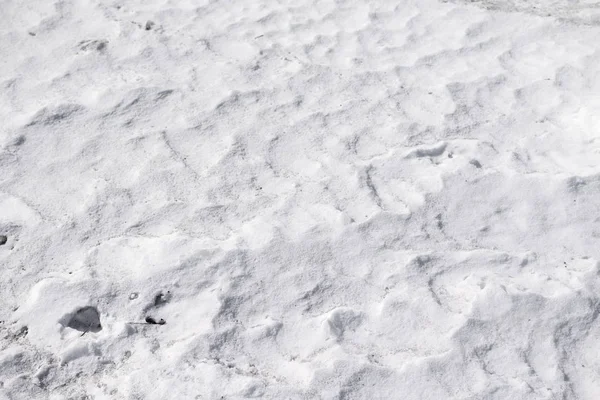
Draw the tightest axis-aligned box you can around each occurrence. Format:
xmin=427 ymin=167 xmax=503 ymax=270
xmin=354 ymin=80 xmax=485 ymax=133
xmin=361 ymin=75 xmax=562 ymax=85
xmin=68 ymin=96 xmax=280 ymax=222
xmin=2 ymin=0 xmax=600 ymax=398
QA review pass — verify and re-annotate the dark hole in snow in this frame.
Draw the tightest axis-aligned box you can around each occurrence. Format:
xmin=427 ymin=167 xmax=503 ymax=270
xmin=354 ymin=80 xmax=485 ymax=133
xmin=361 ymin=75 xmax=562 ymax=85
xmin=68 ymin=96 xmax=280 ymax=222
xmin=15 ymin=326 xmax=28 ymax=339
xmin=13 ymin=135 xmax=25 ymax=146
xmin=154 ymin=291 xmax=170 ymax=307
xmin=60 ymin=306 xmax=102 ymax=333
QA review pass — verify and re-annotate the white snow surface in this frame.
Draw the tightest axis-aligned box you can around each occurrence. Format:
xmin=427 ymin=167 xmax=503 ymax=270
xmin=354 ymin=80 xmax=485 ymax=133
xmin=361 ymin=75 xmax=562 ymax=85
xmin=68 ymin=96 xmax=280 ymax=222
xmin=2 ymin=0 xmax=600 ymax=399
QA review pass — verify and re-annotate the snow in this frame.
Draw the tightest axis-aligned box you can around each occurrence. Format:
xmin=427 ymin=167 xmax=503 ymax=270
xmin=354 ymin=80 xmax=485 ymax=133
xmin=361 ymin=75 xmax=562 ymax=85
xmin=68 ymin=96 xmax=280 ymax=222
xmin=1 ymin=0 xmax=600 ymax=398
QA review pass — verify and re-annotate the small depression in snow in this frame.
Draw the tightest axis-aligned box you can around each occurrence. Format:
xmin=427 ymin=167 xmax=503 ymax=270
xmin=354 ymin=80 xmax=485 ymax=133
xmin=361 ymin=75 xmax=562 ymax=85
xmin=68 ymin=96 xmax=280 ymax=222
xmin=60 ymin=306 xmax=102 ymax=333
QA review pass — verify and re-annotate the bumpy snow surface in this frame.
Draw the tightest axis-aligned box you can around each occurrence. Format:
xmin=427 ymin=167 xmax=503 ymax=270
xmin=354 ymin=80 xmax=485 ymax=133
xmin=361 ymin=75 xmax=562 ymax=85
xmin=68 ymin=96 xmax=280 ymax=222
xmin=2 ymin=0 xmax=600 ymax=399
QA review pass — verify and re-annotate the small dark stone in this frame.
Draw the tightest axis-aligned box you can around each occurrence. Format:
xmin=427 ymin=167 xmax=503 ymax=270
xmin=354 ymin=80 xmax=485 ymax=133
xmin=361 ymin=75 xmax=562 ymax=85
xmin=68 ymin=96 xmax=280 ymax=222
xmin=96 ymin=41 xmax=106 ymax=51
xmin=469 ymin=159 xmax=482 ymax=168
xmin=0 ymin=235 xmax=7 ymax=245
xmin=145 ymin=21 xmax=155 ymax=31
xmin=145 ymin=317 xmax=166 ymax=325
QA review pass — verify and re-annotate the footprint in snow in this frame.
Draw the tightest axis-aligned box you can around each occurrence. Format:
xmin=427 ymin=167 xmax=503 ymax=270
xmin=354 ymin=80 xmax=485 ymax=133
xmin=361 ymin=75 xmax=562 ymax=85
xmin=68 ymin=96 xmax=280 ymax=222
xmin=59 ymin=306 xmax=102 ymax=333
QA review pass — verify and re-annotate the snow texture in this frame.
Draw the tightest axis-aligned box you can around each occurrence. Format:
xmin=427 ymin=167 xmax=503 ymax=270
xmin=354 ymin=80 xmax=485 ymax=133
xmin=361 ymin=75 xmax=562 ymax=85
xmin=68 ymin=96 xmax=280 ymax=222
xmin=1 ymin=0 xmax=600 ymax=399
